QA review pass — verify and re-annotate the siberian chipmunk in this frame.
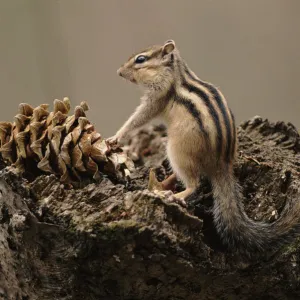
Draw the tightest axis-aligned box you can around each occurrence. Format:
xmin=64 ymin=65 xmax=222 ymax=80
xmin=108 ymin=40 xmax=300 ymax=254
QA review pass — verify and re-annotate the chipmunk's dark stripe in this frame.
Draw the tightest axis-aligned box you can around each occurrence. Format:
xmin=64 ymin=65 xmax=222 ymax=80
xmin=178 ymin=71 xmax=223 ymax=158
xmin=184 ymin=65 xmax=232 ymax=162
xmin=170 ymin=53 xmax=174 ymax=64
xmin=167 ymin=85 xmax=207 ymax=136
xmin=203 ymin=83 xmax=232 ymax=163
xmin=175 ymin=93 xmax=207 ymax=136
xmin=230 ymin=109 xmax=236 ymax=160
xmin=165 ymin=53 xmax=175 ymax=69
xmin=128 ymin=46 xmax=162 ymax=61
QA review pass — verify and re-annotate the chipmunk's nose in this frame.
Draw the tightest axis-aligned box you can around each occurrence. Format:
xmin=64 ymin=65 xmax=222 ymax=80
xmin=117 ymin=68 xmax=123 ymax=77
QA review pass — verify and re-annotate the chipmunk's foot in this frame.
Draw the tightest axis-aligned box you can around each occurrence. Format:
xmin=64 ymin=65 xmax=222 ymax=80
xmin=153 ymin=189 xmax=187 ymax=208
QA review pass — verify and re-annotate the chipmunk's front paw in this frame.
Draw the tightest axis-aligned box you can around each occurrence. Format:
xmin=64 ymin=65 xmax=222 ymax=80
xmin=106 ymin=135 xmax=119 ymax=146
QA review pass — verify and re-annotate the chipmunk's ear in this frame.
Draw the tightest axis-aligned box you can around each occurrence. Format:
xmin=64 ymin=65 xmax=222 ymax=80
xmin=162 ymin=40 xmax=175 ymax=56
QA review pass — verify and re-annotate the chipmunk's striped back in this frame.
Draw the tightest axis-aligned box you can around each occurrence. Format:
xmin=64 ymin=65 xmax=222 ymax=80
xmin=168 ymin=54 xmax=237 ymax=166
xmin=114 ymin=40 xmax=300 ymax=256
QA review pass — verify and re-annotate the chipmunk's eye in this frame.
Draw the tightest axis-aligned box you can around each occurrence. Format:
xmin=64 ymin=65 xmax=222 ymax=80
xmin=135 ymin=55 xmax=147 ymax=64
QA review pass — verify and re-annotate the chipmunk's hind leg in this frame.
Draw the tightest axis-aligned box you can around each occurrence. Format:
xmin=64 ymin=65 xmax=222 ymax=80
xmin=161 ymin=173 xmax=178 ymax=191
xmin=161 ymin=174 xmax=196 ymax=199
xmin=166 ymin=141 xmax=202 ymax=206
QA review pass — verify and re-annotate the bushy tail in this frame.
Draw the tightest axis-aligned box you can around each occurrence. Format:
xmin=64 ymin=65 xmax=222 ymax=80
xmin=211 ymin=172 xmax=300 ymax=255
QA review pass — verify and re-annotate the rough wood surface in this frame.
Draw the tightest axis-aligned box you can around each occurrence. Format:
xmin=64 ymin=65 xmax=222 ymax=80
xmin=0 ymin=116 xmax=300 ymax=300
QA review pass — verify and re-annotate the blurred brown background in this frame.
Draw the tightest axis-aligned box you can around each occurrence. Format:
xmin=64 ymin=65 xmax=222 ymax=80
xmin=1 ymin=0 xmax=299 ymax=137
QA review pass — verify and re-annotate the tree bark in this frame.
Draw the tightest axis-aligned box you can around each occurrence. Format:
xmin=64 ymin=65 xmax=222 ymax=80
xmin=0 ymin=116 xmax=300 ymax=300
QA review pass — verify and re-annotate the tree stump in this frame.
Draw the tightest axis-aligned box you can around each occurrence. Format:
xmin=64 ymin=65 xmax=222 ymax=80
xmin=0 ymin=116 xmax=300 ymax=300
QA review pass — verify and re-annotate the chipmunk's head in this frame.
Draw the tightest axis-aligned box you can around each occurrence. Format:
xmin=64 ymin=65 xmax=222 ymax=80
xmin=117 ymin=40 xmax=177 ymax=90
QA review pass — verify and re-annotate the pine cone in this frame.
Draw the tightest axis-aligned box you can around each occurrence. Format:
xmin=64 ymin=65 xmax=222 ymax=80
xmin=0 ymin=98 xmax=134 ymax=185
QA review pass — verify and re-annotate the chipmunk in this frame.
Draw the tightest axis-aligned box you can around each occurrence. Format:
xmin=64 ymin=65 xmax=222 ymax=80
xmin=107 ymin=40 xmax=300 ymax=254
